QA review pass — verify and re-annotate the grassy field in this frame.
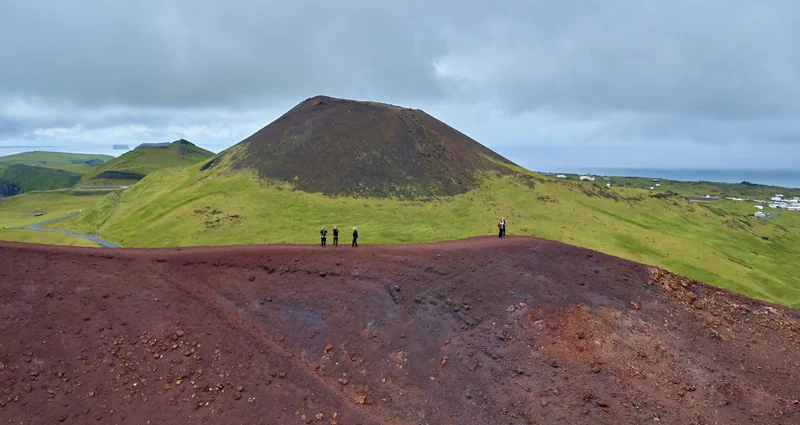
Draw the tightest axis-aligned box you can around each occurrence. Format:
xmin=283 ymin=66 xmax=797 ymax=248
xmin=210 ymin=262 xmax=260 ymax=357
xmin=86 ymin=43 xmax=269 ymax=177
xmin=0 ymin=151 xmax=114 ymax=174
xmin=0 ymin=192 xmax=106 ymax=227
xmin=0 ymin=228 xmax=98 ymax=247
xmin=51 ymin=160 xmax=800 ymax=308
xmin=77 ymin=140 xmax=213 ymax=187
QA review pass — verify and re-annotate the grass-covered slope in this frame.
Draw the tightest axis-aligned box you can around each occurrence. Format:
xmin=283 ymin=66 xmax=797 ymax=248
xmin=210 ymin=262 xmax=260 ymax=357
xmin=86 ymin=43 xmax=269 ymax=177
xmin=77 ymin=139 xmax=213 ymax=187
xmin=0 ymin=151 xmax=114 ymax=174
xmin=57 ymin=159 xmax=800 ymax=308
xmin=0 ymin=164 xmax=83 ymax=196
xmin=0 ymin=228 xmax=98 ymax=247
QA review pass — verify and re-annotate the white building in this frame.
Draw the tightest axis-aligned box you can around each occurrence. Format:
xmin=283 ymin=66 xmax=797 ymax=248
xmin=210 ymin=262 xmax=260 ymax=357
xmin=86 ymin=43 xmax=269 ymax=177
xmin=606 ymin=183 xmax=612 ymax=188
xmin=755 ymin=205 xmax=764 ymax=210
xmin=579 ymin=175 xmax=595 ymax=181
xmin=649 ymin=186 xmax=655 ymax=190
xmin=556 ymin=174 xmax=567 ymax=179
xmin=655 ymin=183 xmax=661 ymax=187
xmin=754 ymin=211 xmax=767 ymax=218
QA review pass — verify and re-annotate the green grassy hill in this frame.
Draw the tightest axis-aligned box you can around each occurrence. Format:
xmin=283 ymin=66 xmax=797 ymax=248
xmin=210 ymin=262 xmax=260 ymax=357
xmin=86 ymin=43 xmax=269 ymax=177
xmin=0 ymin=164 xmax=83 ymax=196
xmin=55 ymin=157 xmax=800 ymax=308
xmin=77 ymin=140 xmax=213 ymax=187
xmin=0 ymin=151 xmax=114 ymax=174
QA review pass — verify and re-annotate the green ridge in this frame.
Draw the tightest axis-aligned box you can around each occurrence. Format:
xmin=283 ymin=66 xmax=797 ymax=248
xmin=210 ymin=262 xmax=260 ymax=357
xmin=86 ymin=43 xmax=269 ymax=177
xmin=0 ymin=151 xmax=114 ymax=174
xmin=0 ymin=164 xmax=82 ymax=196
xmin=77 ymin=140 xmax=213 ymax=187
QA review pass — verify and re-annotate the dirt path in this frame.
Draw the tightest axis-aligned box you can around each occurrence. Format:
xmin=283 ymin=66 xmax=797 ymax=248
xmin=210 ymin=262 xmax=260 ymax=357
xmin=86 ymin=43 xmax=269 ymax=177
xmin=12 ymin=213 xmax=120 ymax=248
xmin=0 ymin=236 xmax=798 ymax=424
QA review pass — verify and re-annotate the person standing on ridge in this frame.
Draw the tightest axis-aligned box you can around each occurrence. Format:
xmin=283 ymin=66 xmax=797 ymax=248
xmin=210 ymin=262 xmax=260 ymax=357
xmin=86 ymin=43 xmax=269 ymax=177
xmin=500 ymin=217 xmax=507 ymax=238
xmin=320 ymin=226 xmax=328 ymax=247
xmin=332 ymin=225 xmax=339 ymax=247
xmin=352 ymin=227 xmax=359 ymax=247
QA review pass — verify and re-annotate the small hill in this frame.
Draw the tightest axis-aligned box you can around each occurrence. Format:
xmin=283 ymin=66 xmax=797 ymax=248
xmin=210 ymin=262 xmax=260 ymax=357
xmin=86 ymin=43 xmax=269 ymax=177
xmin=77 ymin=139 xmax=213 ymax=187
xmin=203 ymin=95 xmax=518 ymax=198
xmin=0 ymin=151 xmax=114 ymax=174
xmin=0 ymin=164 xmax=82 ymax=197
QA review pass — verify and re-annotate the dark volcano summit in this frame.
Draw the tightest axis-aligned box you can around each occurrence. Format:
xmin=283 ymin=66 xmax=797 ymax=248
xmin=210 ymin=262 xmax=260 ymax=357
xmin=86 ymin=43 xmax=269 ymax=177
xmin=209 ymin=96 xmax=517 ymax=198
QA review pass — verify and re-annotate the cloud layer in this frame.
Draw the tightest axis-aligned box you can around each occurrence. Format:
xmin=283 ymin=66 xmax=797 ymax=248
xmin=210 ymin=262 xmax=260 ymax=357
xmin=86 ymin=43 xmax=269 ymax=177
xmin=1 ymin=0 xmax=799 ymax=170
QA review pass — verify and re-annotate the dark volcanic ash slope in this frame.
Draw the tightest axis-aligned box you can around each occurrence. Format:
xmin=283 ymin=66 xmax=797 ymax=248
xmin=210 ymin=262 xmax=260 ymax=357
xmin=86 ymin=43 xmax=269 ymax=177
xmin=1 ymin=237 xmax=799 ymax=424
xmin=206 ymin=96 xmax=517 ymax=198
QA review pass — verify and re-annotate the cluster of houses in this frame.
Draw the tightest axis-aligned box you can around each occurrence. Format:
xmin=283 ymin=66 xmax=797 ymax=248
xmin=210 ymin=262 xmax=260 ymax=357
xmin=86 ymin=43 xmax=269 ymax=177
xmin=738 ymin=194 xmax=800 ymax=218
xmin=556 ymin=174 xmax=614 ymax=186
xmin=764 ymin=194 xmax=800 ymax=211
xmin=555 ymin=174 xmax=598 ymax=181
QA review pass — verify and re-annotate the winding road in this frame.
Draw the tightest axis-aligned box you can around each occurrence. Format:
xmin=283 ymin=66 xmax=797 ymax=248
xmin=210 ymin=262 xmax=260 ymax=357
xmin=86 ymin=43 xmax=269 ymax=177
xmin=13 ymin=213 xmax=120 ymax=248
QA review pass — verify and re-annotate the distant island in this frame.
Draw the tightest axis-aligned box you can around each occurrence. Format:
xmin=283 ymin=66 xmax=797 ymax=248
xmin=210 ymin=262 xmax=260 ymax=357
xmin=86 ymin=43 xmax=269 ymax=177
xmin=112 ymin=145 xmax=129 ymax=150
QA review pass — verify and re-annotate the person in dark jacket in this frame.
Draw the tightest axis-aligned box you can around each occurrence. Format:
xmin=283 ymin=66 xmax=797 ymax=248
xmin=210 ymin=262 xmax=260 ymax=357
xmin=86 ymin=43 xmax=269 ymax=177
xmin=500 ymin=217 xmax=507 ymax=238
xmin=352 ymin=227 xmax=358 ymax=247
xmin=332 ymin=225 xmax=339 ymax=247
xmin=320 ymin=226 xmax=327 ymax=247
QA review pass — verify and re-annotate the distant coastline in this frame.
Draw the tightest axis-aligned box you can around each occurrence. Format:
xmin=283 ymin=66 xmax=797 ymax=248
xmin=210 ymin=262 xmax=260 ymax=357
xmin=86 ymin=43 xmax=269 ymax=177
xmin=557 ymin=168 xmax=800 ymax=189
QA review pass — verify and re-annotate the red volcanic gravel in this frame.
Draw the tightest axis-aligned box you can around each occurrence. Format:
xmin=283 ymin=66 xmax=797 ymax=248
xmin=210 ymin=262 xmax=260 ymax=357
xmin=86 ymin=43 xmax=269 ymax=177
xmin=0 ymin=236 xmax=799 ymax=424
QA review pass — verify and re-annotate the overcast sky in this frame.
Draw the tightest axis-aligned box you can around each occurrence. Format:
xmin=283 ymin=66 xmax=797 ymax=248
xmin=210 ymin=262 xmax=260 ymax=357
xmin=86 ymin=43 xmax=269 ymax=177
xmin=1 ymin=0 xmax=799 ymax=172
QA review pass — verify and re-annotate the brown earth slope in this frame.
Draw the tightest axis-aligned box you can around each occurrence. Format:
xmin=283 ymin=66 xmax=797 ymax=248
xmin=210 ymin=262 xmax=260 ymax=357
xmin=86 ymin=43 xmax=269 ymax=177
xmin=0 ymin=237 xmax=799 ymax=424
xmin=204 ymin=96 xmax=517 ymax=198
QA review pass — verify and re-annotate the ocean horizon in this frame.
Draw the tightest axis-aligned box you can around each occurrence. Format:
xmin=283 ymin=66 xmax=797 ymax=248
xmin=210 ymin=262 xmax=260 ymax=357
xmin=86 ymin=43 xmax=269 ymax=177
xmin=548 ymin=168 xmax=800 ymax=189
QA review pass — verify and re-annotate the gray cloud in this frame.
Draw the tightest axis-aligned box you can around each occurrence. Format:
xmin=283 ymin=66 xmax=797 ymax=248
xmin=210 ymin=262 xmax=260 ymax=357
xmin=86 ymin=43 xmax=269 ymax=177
xmin=1 ymin=0 xmax=799 ymax=171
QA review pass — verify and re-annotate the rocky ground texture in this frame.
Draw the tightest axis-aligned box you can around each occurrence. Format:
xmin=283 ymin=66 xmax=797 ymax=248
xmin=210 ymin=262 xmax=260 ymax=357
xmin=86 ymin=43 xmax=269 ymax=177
xmin=0 ymin=236 xmax=798 ymax=424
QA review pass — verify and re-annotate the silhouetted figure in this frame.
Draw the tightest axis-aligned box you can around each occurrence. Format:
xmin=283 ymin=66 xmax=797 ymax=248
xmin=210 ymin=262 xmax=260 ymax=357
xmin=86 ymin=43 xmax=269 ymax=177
xmin=320 ymin=226 xmax=327 ymax=247
xmin=352 ymin=227 xmax=359 ymax=247
xmin=333 ymin=225 xmax=339 ymax=247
